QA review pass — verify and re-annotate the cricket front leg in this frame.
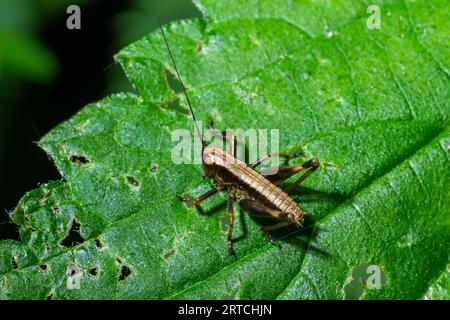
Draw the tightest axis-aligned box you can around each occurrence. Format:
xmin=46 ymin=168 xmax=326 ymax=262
xmin=227 ymin=190 xmax=236 ymax=257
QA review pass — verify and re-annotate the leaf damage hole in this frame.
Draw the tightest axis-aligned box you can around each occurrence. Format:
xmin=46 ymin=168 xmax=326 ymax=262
xmin=69 ymin=155 xmax=90 ymax=164
xmin=149 ymin=165 xmax=158 ymax=174
xmin=162 ymin=248 xmax=176 ymax=260
xmin=118 ymin=265 xmax=132 ymax=281
xmin=343 ymin=264 xmax=388 ymax=300
xmin=95 ymin=238 xmax=103 ymax=249
xmin=36 ymin=190 xmax=52 ymax=202
xmin=11 ymin=256 xmax=18 ymax=270
xmin=52 ymin=206 xmax=60 ymax=215
xmin=88 ymin=268 xmax=98 ymax=276
xmin=23 ymin=212 xmax=30 ymax=223
xmin=125 ymin=176 xmax=140 ymax=187
xmin=46 ymin=293 xmax=53 ymax=300
xmin=60 ymin=220 xmax=85 ymax=248
xmin=39 ymin=264 xmax=48 ymax=271
xmin=116 ymin=257 xmax=132 ymax=281
xmin=67 ymin=265 xmax=81 ymax=277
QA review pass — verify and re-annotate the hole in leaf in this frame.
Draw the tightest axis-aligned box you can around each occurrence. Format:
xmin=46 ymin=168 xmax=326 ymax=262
xmin=343 ymin=264 xmax=388 ymax=300
xmin=39 ymin=264 xmax=48 ymax=271
xmin=95 ymin=239 xmax=103 ymax=249
xmin=52 ymin=206 xmax=60 ymax=215
xmin=162 ymin=248 xmax=176 ymax=259
xmin=88 ymin=268 xmax=98 ymax=276
xmin=69 ymin=155 xmax=90 ymax=164
xmin=118 ymin=265 xmax=131 ymax=281
xmin=23 ymin=213 xmax=30 ymax=223
xmin=11 ymin=256 xmax=18 ymax=269
xmin=60 ymin=220 xmax=85 ymax=248
xmin=36 ymin=190 xmax=52 ymax=202
xmin=125 ymin=176 xmax=140 ymax=187
xmin=67 ymin=265 xmax=81 ymax=277
xmin=46 ymin=293 xmax=53 ymax=300
xmin=149 ymin=165 xmax=158 ymax=174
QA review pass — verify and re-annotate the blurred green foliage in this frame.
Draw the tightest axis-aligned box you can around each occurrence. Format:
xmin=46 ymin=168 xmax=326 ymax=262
xmin=0 ymin=0 xmax=68 ymax=160
xmin=108 ymin=0 xmax=201 ymax=93
xmin=0 ymin=0 xmax=199 ymax=171
xmin=0 ymin=0 xmax=72 ymax=82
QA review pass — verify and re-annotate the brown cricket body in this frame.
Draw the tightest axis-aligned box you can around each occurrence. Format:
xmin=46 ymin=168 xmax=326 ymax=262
xmin=159 ymin=21 xmax=320 ymax=256
xmin=202 ymin=146 xmax=305 ymax=225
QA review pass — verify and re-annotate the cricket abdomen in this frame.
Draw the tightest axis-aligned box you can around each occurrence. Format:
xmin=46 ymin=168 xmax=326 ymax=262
xmin=203 ymin=146 xmax=304 ymax=220
xmin=238 ymin=169 xmax=301 ymax=217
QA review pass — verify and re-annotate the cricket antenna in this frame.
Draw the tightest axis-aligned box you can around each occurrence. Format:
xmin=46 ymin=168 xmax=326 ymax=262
xmin=158 ymin=19 xmax=205 ymax=146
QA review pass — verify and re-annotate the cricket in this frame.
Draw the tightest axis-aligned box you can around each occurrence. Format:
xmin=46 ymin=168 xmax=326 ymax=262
xmin=160 ymin=23 xmax=320 ymax=256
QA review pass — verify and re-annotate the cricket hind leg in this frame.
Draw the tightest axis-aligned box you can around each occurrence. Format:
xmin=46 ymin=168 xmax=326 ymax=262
xmin=251 ymin=152 xmax=312 ymax=185
xmin=257 ymin=158 xmax=320 ymax=191
xmin=250 ymin=152 xmax=303 ymax=169
xmin=260 ymin=166 xmax=304 ymax=184
xmin=238 ymin=199 xmax=291 ymax=248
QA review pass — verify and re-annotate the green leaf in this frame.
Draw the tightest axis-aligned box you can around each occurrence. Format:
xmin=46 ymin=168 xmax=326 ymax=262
xmin=1 ymin=0 xmax=449 ymax=299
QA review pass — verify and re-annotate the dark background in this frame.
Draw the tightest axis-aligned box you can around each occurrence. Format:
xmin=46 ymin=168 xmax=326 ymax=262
xmin=0 ymin=0 xmax=200 ymax=240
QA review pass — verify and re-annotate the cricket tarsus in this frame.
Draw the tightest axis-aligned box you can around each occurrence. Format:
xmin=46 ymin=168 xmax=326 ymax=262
xmin=161 ymin=23 xmax=321 ymax=255
xmin=260 ymin=227 xmax=281 ymax=249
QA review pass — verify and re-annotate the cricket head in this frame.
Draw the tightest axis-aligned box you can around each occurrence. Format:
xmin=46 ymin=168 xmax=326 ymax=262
xmin=201 ymin=146 xmax=222 ymax=179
